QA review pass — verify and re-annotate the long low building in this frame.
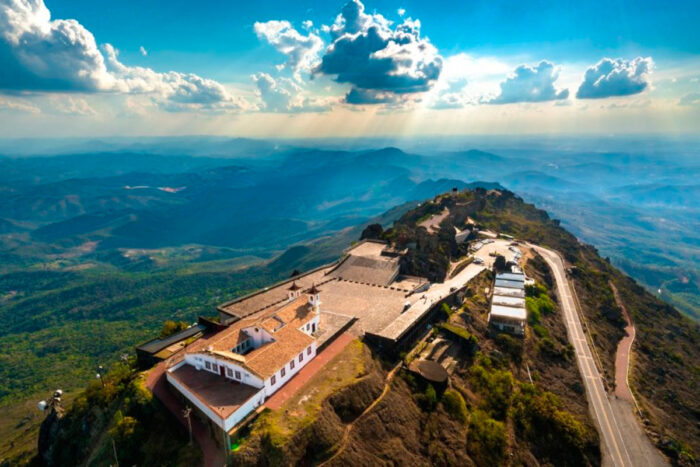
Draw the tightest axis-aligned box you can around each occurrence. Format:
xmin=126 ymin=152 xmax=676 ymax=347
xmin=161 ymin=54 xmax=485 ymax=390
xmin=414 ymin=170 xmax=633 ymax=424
xmin=489 ymin=271 xmax=527 ymax=336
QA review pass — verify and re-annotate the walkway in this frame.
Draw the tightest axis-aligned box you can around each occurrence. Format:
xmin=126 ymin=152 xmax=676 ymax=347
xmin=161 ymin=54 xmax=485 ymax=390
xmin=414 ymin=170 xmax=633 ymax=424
xmin=609 ymin=281 xmax=635 ymax=402
xmin=265 ymin=332 xmax=354 ymax=410
xmin=145 ymin=362 xmax=223 ymax=467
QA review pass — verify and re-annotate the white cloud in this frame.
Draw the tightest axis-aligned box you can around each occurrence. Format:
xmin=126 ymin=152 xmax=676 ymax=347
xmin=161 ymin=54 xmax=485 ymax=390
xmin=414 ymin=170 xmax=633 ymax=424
xmin=576 ymin=57 xmax=653 ymax=99
xmin=254 ymin=20 xmax=323 ymax=80
xmin=317 ymin=0 xmax=442 ymax=104
xmin=101 ymin=44 xmax=248 ymax=111
xmin=0 ymin=0 xmax=115 ymax=91
xmin=487 ymin=61 xmax=569 ymax=104
xmin=139 ymin=45 xmax=148 ymax=56
xmin=0 ymin=0 xmax=246 ymax=112
xmin=252 ymin=72 xmax=334 ymax=113
xmin=397 ymin=8 xmax=406 ymax=16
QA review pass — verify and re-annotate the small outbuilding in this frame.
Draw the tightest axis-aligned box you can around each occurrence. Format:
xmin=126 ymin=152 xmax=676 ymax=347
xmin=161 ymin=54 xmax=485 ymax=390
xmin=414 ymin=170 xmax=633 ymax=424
xmin=408 ymin=359 xmax=449 ymax=386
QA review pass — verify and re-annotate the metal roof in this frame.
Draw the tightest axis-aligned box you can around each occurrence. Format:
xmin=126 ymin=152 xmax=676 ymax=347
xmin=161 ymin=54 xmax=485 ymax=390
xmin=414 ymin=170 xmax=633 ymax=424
xmin=496 ymin=272 xmax=525 ymax=282
xmin=136 ymin=324 xmax=206 ymax=354
xmin=489 ymin=304 xmax=527 ymax=321
xmin=495 ymin=279 xmax=525 ymax=289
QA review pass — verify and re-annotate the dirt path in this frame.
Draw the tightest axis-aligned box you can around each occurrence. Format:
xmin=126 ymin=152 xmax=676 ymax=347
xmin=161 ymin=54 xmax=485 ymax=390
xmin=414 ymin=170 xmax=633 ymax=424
xmin=318 ymin=363 xmax=402 ymax=466
xmin=319 ymin=330 xmax=436 ymax=466
xmin=609 ymin=281 xmax=635 ymax=402
xmin=145 ymin=363 xmax=223 ymax=467
xmin=418 ymin=207 xmax=449 ymax=232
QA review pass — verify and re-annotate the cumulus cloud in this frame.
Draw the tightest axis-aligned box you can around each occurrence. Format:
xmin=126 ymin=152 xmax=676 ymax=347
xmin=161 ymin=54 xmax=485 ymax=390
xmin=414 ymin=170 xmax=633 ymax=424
xmin=397 ymin=8 xmax=406 ymax=17
xmin=0 ymin=0 xmax=115 ymax=92
xmin=252 ymin=72 xmax=333 ymax=113
xmin=576 ymin=57 xmax=653 ymax=99
xmin=0 ymin=0 xmax=245 ymax=112
xmin=488 ymin=61 xmax=568 ymax=104
xmin=316 ymin=0 xmax=442 ymax=105
xmin=254 ymin=20 xmax=323 ymax=79
xmin=102 ymin=44 xmax=247 ymax=111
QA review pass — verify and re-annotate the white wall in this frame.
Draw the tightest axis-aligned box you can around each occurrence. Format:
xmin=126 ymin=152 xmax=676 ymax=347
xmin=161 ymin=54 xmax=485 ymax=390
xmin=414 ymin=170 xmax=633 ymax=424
xmin=223 ymin=389 xmax=266 ymax=432
xmin=184 ymin=353 xmax=264 ymax=388
xmin=263 ymin=341 xmax=317 ymax=397
xmin=299 ymin=315 xmax=320 ymax=336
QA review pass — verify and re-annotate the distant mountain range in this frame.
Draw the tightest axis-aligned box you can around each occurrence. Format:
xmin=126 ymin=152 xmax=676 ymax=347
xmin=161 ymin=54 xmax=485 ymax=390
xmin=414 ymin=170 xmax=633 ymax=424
xmin=0 ymin=141 xmax=697 ymax=319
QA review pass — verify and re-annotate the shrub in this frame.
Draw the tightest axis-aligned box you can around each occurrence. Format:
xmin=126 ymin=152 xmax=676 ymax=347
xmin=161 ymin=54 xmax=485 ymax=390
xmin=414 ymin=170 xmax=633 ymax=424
xmin=442 ymin=389 xmax=468 ymax=424
xmin=467 ymin=410 xmax=506 ymax=465
xmin=532 ymin=323 xmax=549 ymax=338
xmin=512 ymin=384 xmax=597 ymax=465
xmin=424 ymin=384 xmax=438 ymax=410
xmin=526 ymin=294 xmax=555 ymax=325
xmin=526 ymin=283 xmax=547 ymax=298
xmin=159 ymin=320 xmax=188 ymax=339
xmin=441 ymin=302 xmax=453 ymax=320
xmin=494 ymin=333 xmax=523 ymax=364
xmin=469 ymin=354 xmax=514 ymax=419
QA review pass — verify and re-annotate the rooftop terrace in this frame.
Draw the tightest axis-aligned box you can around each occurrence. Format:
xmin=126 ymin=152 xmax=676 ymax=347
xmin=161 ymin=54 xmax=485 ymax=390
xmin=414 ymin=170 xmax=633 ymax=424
xmin=169 ymin=364 xmax=261 ymax=420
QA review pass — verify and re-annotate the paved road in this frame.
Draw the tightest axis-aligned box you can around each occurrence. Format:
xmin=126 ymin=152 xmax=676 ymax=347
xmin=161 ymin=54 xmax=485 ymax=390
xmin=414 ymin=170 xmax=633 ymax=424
xmin=532 ymin=245 xmax=635 ymax=467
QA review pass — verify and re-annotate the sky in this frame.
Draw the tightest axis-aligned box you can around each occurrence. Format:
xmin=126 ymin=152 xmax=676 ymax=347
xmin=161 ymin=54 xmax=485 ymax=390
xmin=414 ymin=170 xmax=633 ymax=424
xmin=0 ymin=0 xmax=698 ymax=138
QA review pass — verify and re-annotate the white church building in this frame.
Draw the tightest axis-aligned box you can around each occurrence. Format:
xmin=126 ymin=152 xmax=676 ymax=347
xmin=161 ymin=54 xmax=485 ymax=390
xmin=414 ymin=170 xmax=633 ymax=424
xmin=166 ymin=282 xmax=322 ymax=435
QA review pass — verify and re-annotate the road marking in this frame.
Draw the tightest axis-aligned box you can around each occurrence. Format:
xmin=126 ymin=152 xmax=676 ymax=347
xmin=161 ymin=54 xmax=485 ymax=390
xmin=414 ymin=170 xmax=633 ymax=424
xmin=533 ymin=245 xmax=633 ymax=467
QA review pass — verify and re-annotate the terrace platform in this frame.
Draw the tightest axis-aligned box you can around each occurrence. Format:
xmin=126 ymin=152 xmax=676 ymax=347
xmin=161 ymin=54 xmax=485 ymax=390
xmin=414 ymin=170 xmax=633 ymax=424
xmin=168 ymin=364 xmax=261 ymax=420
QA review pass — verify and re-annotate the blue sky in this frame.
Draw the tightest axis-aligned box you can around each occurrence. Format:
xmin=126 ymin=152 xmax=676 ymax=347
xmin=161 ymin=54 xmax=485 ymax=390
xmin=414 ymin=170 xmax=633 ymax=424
xmin=0 ymin=0 xmax=698 ymax=137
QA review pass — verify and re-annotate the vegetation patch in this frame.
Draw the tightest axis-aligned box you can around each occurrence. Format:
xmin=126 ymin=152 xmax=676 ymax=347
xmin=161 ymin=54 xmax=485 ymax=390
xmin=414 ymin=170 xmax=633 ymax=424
xmin=441 ymin=389 xmax=468 ymax=424
xmin=466 ymin=409 xmax=506 ymax=466
xmin=36 ymin=360 xmax=201 ymax=466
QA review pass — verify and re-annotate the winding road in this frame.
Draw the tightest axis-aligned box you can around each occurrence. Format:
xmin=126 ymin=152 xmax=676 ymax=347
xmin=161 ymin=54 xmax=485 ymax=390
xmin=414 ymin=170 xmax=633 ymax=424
xmin=531 ymin=245 xmax=667 ymax=467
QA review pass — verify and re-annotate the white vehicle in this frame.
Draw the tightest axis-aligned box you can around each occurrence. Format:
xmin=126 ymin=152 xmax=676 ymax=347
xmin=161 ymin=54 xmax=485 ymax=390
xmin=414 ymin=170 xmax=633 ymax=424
xmin=473 ymin=257 xmax=484 ymax=265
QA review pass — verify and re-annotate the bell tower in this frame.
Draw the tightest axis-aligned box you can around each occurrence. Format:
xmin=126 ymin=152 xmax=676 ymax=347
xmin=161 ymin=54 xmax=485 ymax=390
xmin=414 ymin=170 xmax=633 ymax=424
xmin=287 ymin=282 xmax=302 ymax=301
xmin=308 ymin=283 xmax=321 ymax=314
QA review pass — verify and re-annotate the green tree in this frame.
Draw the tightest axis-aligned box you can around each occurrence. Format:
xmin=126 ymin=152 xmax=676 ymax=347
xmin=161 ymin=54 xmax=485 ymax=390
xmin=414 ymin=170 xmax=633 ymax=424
xmin=159 ymin=320 xmax=189 ymax=339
